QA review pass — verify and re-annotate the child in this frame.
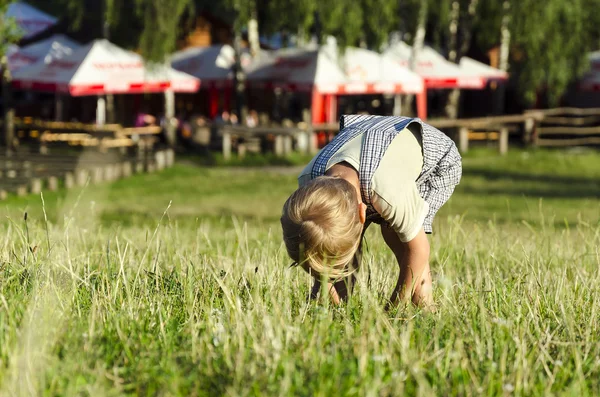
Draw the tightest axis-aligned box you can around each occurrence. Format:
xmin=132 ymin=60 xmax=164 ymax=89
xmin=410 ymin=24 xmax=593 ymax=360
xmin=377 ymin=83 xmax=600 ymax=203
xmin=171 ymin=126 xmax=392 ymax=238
xmin=280 ymin=115 xmax=462 ymax=309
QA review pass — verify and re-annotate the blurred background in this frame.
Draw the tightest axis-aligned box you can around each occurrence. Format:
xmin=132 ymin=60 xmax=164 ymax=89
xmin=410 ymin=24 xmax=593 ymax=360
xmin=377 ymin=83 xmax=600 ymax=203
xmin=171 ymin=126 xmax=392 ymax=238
xmin=1 ymin=0 xmax=600 ymax=191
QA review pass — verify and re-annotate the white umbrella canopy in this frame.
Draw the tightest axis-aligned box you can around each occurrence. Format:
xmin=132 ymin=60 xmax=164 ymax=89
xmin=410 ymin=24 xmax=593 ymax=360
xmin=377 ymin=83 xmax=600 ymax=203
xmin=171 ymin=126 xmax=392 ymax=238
xmin=459 ymin=57 xmax=508 ymax=82
xmin=171 ymin=44 xmax=235 ymax=86
xmin=383 ymin=41 xmax=485 ymax=89
xmin=5 ymin=1 xmax=57 ymax=39
xmin=246 ymin=46 xmax=350 ymax=93
xmin=321 ymin=43 xmax=424 ymax=94
xmin=8 ymin=34 xmax=80 ymax=72
xmin=12 ymin=39 xmax=200 ymax=95
xmin=171 ymin=44 xmax=272 ymax=88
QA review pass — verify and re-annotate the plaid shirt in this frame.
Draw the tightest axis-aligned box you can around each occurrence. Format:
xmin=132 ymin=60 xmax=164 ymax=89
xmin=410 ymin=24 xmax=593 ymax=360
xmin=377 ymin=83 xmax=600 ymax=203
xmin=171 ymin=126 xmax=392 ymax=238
xmin=311 ymin=115 xmax=462 ymax=234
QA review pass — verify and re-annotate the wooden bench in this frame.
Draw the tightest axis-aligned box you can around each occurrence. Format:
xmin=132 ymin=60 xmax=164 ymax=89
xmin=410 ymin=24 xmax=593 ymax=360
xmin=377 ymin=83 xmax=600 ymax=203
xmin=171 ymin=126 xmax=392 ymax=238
xmin=218 ymin=125 xmax=310 ymax=160
xmin=9 ymin=119 xmax=158 ymax=154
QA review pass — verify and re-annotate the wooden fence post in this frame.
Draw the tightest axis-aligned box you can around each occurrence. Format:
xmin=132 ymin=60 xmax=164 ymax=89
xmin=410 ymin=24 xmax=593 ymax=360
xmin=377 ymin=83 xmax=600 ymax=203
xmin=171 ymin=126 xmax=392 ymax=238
xmin=155 ymin=151 xmax=166 ymax=171
xmin=459 ymin=127 xmax=469 ymax=153
xmin=92 ymin=167 xmax=103 ymax=184
xmin=135 ymin=161 xmax=144 ymax=174
xmin=283 ymin=135 xmax=293 ymax=155
xmin=165 ymin=149 xmax=175 ymax=167
xmin=238 ymin=144 xmax=247 ymax=159
xmin=222 ymin=131 xmax=232 ymax=161
xmin=104 ymin=165 xmax=115 ymax=181
xmin=113 ymin=164 xmax=122 ymax=179
xmin=274 ymin=135 xmax=284 ymax=156
xmin=16 ymin=185 xmax=27 ymax=197
xmin=30 ymin=178 xmax=42 ymax=194
xmin=75 ymin=169 xmax=88 ymax=186
xmin=122 ymin=162 xmax=132 ymax=177
xmin=524 ymin=117 xmax=536 ymax=145
xmin=309 ymin=129 xmax=318 ymax=154
xmin=65 ymin=172 xmax=75 ymax=189
xmin=499 ymin=128 xmax=509 ymax=155
xmin=47 ymin=176 xmax=58 ymax=191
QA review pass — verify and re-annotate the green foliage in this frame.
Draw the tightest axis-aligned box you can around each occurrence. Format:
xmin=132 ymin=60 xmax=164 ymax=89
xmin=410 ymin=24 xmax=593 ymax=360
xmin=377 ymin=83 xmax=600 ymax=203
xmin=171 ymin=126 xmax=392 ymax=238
xmin=133 ymin=0 xmax=194 ymax=62
xmin=472 ymin=0 xmax=503 ymax=51
xmin=260 ymin=0 xmax=316 ymax=37
xmin=427 ymin=0 xmax=452 ymax=49
xmin=26 ymin=0 xmax=194 ymax=62
xmin=353 ymin=0 xmax=399 ymax=49
xmin=0 ymin=0 xmax=22 ymax=57
xmin=8 ymin=0 xmax=600 ymax=106
xmin=442 ymin=0 xmax=600 ymax=106
xmin=510 ymin=0 xmax=594 ymax=105
xmin=316 ymin=0 xmax=363 ymax=48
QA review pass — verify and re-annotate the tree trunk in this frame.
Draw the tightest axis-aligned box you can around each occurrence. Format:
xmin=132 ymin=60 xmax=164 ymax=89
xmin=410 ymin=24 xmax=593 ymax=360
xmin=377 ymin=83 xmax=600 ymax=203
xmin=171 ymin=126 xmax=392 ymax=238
xmin=447 ymin=1 xmax=460 ymax=63
xmin=410 ymin=0 xmax=428 ymax=72
xmin=102 ymin=0 xmax=115 ymax=124
xmin=164 ymin=89 xmax=176 ymax=147
xmin=248 ymin=4 xmax=260 ymax=57
xmin=106 ymin=94 xmax=115 ymax=123
xmin=405 ymin=0 xmax=428 ymax=116
xmin=446 ymin=0 xmax=479 ymax=119
xmin=445 ymin=1 xmax=461 ymax=119
xmin=1 ymin=53 xmax=15 ymax=151
xmin=233 ymin=26 xmax=247 ymax=121
xmin=496 ymin=0 xmax=511 ymax=116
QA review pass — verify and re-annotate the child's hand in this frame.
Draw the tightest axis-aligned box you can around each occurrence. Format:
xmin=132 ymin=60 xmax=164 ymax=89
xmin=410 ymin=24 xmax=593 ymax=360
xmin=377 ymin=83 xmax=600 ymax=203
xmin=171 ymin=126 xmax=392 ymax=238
xmin=327 ymin=282 xmax=342 ymax=305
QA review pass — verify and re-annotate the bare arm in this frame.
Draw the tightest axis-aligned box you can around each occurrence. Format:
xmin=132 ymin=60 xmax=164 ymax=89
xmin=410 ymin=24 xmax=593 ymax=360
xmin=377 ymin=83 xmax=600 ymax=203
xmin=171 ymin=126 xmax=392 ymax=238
xmin=309 ymin=279 xmax=346 ymax=305
xmin=380 ymin=225 xmax=433 ymax=309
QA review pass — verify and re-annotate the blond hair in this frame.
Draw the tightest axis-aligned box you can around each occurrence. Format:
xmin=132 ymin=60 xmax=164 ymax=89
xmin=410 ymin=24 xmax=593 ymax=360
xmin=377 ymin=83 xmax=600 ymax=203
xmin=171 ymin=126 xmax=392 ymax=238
xmin=281 ymin=176 xmax=363 ymax=280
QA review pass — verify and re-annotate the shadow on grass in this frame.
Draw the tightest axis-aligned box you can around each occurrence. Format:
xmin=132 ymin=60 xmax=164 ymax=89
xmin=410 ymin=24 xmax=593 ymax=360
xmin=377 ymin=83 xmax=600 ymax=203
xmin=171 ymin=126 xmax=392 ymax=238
xmin=462 ymin=167 xmax=600 ymax=199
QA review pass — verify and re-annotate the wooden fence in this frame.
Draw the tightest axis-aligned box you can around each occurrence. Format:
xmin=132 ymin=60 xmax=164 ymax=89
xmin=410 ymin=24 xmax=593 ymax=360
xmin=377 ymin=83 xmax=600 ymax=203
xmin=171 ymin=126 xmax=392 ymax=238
xmin=2 ymin=107 xmax=599 ymax=199
xmin=526 ymin=108 xmax=600 ymax=147
xmin=312 ymin=112 xmax=545 ymax=155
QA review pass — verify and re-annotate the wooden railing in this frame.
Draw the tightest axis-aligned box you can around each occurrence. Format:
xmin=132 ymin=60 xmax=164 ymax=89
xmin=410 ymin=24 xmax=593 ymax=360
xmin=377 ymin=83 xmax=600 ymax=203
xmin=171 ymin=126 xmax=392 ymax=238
xmin=526 ymin=108 xmax=600 ymax=147
xmin=313 ymin=112 xmax=545 ymax=155
xmin=4 ymin=107 xmax=599 ymax=171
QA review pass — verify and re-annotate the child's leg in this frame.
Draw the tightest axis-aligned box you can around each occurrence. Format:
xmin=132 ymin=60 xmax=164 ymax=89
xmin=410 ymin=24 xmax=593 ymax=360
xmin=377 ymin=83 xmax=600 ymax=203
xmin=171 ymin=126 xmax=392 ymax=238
xmin=380 ymin=224 xmax=433 ymax=309
xmin=309 ymin=275 xmax=356 ymax=303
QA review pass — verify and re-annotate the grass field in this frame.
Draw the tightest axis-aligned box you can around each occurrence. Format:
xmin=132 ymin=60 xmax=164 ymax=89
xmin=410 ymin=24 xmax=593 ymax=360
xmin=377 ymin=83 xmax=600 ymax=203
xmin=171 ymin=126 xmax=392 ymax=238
xmin=0 ymin=148 xmax=599 ymax=396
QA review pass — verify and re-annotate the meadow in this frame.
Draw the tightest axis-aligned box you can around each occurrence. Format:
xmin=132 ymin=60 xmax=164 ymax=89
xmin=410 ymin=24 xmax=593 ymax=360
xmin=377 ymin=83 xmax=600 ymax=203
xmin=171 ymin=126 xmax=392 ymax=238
xmin=0 ymin=148 xmax=599 ymax=396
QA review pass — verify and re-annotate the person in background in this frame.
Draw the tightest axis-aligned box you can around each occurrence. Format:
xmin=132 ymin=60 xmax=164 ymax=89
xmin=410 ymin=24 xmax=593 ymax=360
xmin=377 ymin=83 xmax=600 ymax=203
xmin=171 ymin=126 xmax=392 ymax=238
xmin=135 ymin=108 xmax=156 ymax=127
xmin=246 ymin=110 xmax=259 ymax=128
xmin=215 ymin=111 xmax=231 ymax=125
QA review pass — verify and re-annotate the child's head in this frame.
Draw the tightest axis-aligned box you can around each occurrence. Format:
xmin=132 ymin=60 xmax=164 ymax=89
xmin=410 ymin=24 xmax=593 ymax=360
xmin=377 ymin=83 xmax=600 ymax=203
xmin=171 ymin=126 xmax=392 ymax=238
xmin=281 ymin=176 xmax=365 ymax=280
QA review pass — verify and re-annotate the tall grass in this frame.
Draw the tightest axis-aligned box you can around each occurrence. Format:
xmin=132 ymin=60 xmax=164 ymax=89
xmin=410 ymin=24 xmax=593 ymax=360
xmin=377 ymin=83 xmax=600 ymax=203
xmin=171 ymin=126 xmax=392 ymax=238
xmin=0 ymin=149 xmax=599 ymax=396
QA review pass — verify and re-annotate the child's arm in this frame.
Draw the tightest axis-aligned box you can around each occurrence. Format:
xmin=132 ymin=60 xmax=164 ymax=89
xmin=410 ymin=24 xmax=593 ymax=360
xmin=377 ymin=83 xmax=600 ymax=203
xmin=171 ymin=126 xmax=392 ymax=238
xmin=309 ymin=280 xmax=344 ymax=305
xmin=380 ymin=225 xmax=434 ymax=309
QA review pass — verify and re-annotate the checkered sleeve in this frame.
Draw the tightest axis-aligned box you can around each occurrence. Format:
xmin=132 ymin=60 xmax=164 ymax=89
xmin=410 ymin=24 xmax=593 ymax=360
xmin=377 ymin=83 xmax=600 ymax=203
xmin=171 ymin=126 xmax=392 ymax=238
xmin=419 ymin=143 xmax=462 ymax=233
